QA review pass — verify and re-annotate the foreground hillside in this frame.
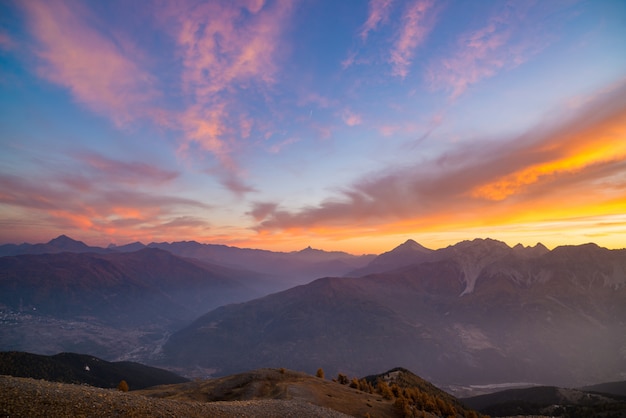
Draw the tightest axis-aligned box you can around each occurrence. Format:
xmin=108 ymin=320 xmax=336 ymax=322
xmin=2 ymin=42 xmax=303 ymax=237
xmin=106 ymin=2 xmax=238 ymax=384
xmin=0 ymin=351 xmax=188 ymax=390
xmin=0 ymin=375 xmax=351 ymax=418
xmin=1 ymin=366 xmax=485 ymax=418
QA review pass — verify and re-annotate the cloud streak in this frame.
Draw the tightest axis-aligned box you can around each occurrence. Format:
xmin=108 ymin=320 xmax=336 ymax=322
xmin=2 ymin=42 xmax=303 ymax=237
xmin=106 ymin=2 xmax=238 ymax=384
xmin=19 ymin=0 xmax=158 ymax=126
xmin=252 ymin=81 xmax=626 ymax=236
xmin=19 ymin=0 xmax=294 ymax=197
xmin=360 ymin=0 xmax=394 ymax=40
xmin=428 ymin=2 xmax=547 ymax=98
xmin=390 ymin=0 xmax=438 ymax=78
xmin=76 ymin=153 xmax=179 ymax=186
xmin=163 ymin=0 xmax=294 ymax=193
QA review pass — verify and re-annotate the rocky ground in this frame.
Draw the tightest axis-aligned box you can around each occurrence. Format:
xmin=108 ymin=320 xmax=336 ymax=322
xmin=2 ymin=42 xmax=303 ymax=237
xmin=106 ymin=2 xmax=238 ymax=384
xmin=0 ymin=375 xmax=352 ymax=418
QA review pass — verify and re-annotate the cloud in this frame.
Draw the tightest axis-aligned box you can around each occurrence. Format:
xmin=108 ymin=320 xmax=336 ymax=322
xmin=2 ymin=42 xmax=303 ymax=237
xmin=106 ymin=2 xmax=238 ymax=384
xmin=427 ymin=2 xmax=548 ymax=98
xmin=341 ymin=109 xmax=363 ymax=127
xmin=248 ymin=202 xmax=279 ymax=221
xmin=0 ymin=153 xmax=211 ymax=245
xmin=19 ymin=0 xmax=158 ymax=126
xmin=220 ymin=174 xmax=258 ymax=197
xmin=76 ymin=153 xmax=179 ymax=185
xmin=161 ymin=0 xmax=294 ymax=193
xmin=252 ymin=81 xmax=626 ymax=234
xmin=360 ymin=0 xmax=394 ymax=40
xmin=20 ymin=0 xmax=293 ymax=197
xmin=390 ymin=0 xmax=438 ymax=78
xmin=269 ymin=137 xmax=300 ymax=154
xmin=0 ymin=30 xmax=16 ymax=51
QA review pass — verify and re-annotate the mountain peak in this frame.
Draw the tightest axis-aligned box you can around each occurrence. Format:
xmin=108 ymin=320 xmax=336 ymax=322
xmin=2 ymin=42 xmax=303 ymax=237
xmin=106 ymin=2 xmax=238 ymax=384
xmin=393 ymin=239 xmax=432 ymax=253
xmin=47 ymin=235 xmax=89 ymax=250
xmin=513 ymin=242 xmax=550 ymax=257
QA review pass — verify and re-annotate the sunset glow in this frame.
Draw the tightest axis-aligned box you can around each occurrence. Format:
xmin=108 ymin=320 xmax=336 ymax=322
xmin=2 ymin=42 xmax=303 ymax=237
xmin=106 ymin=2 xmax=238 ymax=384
xmin=1 ymin=0 xmax=625 ymax=253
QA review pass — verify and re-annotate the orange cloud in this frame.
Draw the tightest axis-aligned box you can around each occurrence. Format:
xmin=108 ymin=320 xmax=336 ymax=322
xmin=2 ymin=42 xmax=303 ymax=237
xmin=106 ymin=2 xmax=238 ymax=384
xmin=0 ymin=151 xmax=212 ymax=246
xmin=19 ymin=0 xmax=158 ymax=126
xmin=252 ymin=81 xmax=626 ymax=248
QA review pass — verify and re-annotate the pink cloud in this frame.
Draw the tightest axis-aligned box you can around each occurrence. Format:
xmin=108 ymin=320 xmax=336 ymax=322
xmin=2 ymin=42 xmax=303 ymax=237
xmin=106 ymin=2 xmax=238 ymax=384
xmin=269 ymin=137 xmax=300 ymax=154
xmin=0 ymin=165 xmax=211 ymax=245
xmin=428 ymin=3 xmax=548 ymax=98
xmin=19 ymin=0 xmax=158 ymax=126
xmin=390 ymin=0 xmax=438 ymax=78
xmin=360 ymin=0 xmax=394 ymax=40
xmin=342 ymin=109 xmax=363 ymax=127
xmin=175 ymin=2 xmax=288 ymax=97
xmin=76 ymin=153 xmax=179 ymax=186
xmin=160 ymin=0 xmax=294 ymax=194
xmin=0 ymin=30 xmax=16 ymax=50
xmin=341 ymin=50 xmax=358 ymax=70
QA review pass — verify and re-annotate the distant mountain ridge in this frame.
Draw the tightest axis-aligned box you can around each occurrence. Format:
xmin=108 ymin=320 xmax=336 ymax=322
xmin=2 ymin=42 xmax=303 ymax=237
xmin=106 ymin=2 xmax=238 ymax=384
xmin=1 ymin=235 xmax=374 ymax=289
xmin=0 ymin=235 xmax=108 ymax=256
xmin=162 ymin=238 xmax=626 ymax=389
xmin=462 ymin=383 xmax=626 ymax=416
xmin=0 ymin=247 xmax=260 ymax=326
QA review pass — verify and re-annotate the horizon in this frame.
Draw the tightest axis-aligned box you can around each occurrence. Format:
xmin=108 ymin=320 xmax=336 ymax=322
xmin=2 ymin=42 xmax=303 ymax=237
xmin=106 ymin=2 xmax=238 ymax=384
xmin=2 ymin=233 xmax=621 ymax=256
xmin=1 ymin=1 xmax=625 ymax=254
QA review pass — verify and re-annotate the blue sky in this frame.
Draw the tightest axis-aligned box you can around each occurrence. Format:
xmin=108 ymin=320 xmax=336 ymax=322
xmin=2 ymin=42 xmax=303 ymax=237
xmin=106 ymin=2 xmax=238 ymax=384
xmin=1 ymin=0 xmax=625 ymax=253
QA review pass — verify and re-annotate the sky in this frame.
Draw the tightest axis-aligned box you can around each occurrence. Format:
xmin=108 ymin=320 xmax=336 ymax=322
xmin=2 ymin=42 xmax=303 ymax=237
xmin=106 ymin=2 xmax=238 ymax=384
xmin=0 ymin=0 xmax=625 ymax=254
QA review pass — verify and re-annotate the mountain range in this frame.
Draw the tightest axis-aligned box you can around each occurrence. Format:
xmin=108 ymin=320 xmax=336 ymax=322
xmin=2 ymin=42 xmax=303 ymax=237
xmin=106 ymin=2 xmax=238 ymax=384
xmin=462 ymin=383 xmax=626 ymax=416
xmin=161 ymin=238 xmax=626 ymax=389
xmin=1 ymin=234 xmax=625 ymax=395
xmin=0 ymin=235 xmax=374 ymax=292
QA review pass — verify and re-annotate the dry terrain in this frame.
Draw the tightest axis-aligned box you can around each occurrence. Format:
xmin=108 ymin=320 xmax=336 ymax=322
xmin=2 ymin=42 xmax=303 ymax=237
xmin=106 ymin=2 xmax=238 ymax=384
xmin=0 ymin=374 xmax=355 ymax=418
xmin=136 ymin=368 xmax=400 ymax=417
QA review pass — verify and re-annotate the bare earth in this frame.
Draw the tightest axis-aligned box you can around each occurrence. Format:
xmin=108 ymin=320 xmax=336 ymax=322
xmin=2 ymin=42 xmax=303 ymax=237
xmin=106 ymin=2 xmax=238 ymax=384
xmin=0 ymin=375 xmax=353 ymax=418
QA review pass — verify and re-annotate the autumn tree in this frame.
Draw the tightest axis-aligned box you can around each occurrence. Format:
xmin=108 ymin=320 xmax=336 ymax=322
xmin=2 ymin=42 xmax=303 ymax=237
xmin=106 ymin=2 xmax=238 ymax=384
xmin=316 ymin=368 xmax=324 ymax=379
xmin=117 ymin=380 xmax=129 ymax=392
xmin=337 ymin=373 xmax=349 ymax=385
xmin=377 ymin=380 xmax=393 ymax=400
